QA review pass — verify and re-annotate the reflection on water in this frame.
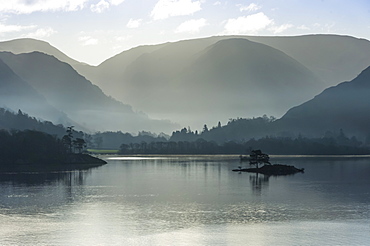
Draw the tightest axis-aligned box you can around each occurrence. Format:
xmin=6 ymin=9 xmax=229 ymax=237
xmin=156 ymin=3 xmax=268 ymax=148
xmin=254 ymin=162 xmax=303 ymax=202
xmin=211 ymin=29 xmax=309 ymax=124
xmin=249 ymin=173 xmax=270 ymax=195
xmin=0 ymin=156 xmax=370 ymax=245
xmin=0 ymin=170 xmax=91 ymax=186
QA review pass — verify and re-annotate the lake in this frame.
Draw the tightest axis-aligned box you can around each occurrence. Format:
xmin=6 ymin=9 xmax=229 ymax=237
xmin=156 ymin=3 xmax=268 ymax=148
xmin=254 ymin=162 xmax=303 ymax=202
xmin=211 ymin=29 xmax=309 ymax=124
xmin=1 ymin=155 xmax=369 ymax=245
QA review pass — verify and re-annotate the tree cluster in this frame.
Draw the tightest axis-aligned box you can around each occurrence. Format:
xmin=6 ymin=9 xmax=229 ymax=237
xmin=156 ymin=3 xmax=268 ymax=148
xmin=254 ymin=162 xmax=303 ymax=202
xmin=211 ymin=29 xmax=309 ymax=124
xmin=120 ymin=138 xmax=220 ymax=154
xmin=61 ymin=126 xmax=86 ymax=154
xmin=0 ymin=129 xmax=68 ymax=165
xmin=0 ymin=108 xmax=66 ymax=137
xmin=119 ymin=133 xmax=369 ymax=155
xmin=88 ymin=131 xmax=169 ymax=149
xmin=170 ymin=115 xmax=276 ymax=144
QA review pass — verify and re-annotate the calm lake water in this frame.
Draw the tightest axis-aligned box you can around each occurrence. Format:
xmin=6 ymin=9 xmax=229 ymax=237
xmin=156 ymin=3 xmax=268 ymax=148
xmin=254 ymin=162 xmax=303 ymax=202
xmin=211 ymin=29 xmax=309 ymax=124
xmin=1 ymin=155 xmax=370 ymax=245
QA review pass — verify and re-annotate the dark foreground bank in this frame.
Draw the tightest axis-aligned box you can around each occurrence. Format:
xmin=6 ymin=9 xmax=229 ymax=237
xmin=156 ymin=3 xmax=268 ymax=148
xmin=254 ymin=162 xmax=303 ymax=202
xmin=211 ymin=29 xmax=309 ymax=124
xmin=0 ymin=154 xmax=107 ymax=173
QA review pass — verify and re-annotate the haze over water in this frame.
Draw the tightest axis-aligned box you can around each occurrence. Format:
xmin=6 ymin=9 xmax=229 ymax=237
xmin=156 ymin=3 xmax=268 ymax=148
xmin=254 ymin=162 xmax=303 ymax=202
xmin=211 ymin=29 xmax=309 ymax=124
xmin=1 ymin=156 xmax=369 ymax=245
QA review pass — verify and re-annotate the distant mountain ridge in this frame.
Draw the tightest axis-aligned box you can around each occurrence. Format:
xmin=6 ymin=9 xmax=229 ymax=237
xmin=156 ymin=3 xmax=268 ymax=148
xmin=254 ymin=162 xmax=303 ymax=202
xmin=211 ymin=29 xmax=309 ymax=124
xmin=239 ymin=35 xmax=370 ymax=86
xmin=0 ymin=51 xmax=178 ymax=133
xmin=69 ymin=35 xmax=370 ymax=128
xmin=164 ymin=66 xmax=370 ymax=143
xmin=0 ymin=57 xmax=74 ymax=126
xmin=168 ymin=38 xmax=323 ymax=126
xmin=84 ymin=38 xmax=326 ymax=128
xmin=0 ymin=38 xmax=81 ymax=66
xmin=277 ymin=66 xmax=370 ymax=137
xmin=1 ymin=35 xmax=370 ymax=133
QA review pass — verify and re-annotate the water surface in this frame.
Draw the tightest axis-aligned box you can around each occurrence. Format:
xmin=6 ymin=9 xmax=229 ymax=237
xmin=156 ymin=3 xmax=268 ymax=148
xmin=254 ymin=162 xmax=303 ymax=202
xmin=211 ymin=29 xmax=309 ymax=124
xmin=1 ymin=156 xmax=369 ymax=245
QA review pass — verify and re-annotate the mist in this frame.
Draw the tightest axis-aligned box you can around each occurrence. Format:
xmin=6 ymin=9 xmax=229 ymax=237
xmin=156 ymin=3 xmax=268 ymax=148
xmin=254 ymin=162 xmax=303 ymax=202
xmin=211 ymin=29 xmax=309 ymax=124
xmin=1 ymin=35 xmax=370 ymax=138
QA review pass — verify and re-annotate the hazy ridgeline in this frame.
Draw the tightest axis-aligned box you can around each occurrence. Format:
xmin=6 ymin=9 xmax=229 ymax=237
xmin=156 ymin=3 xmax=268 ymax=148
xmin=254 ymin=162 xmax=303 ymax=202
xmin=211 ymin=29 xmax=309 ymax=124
xmin=1 ymin=109 xmax=369 ymax=156
xmin=1 ymin=35 xmax=370 ymax=151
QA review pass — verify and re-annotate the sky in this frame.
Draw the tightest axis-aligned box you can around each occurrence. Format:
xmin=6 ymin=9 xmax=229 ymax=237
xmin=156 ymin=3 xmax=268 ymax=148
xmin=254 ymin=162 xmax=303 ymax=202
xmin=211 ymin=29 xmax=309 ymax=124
xmin=0 ymin=0 xmax=369 ymax=65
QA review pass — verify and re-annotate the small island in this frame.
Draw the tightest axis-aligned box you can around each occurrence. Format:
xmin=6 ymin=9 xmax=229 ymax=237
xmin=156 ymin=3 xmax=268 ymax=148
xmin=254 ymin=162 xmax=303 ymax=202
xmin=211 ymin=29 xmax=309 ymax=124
xmin=233 ymin=150 xmax=304 ymax=175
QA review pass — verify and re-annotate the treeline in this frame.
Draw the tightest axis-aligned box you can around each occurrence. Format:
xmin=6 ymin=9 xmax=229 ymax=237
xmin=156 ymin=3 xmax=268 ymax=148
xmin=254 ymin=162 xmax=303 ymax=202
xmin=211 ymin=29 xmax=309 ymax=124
xmin=119 ymin=134 xmax=369 ymax=155
xmin=84 ymin=116 xmax=276 ymax=150
xmin=0 ymin=108 xmax=66 ymax=137
xmin=87 ymin=131 xmax=169 ymax=149
xmin=0 ymin=111 xmax=91 ymax=166
xmin=170 ymin=115 xmax=370 ymax=146
xmin=0 ymin=128 xmax=106 ymax=169
xmin=170 ymin=115 xmax=277 ymax=143
xmin=94 ymin=115 xmax=370 ymax=155
xmin=2 ymin=107 xmax=370 ymax=155
xmin=0 ymin=129 xmax=68 ymax=165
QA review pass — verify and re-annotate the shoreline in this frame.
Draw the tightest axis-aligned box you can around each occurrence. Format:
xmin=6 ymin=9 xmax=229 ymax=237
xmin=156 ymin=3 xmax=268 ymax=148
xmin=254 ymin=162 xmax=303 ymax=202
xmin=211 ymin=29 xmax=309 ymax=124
xmin=0 ymin=154 xmax=107 ymax=173
xmin=105 ymin=154 xmax=370 ymax=158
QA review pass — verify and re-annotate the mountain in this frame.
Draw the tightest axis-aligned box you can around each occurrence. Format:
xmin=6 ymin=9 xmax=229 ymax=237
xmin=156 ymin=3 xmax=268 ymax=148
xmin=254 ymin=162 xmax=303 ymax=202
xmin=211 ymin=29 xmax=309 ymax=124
xmin=0 ymin=38 xmax=95 ymax=84
xmin=0 ymin=51 xmax=178 ymax=133
xmin=174 ymin=38 xmax=323 ymax=121
xmin=2 ymin=35 xmax=369 ymax=131
xmin=244 ymin=34 xmax=370 ymax=86
xmin=85 ymin=34 xmax=370 ymax=90
xmin=276 ymin=66 xmax=370 ymax=138
xmin=86 ymin=38 xmax=324 ymax=128
xmin=2 ymin=35 xmax=369 ymax=90
xmin=72 ymin=35 xmax=370 ymax=129
xmin=0 ymin=38 xmax=81 ymax=66
xmin=0 ymin=57 xmax=73 ymax=126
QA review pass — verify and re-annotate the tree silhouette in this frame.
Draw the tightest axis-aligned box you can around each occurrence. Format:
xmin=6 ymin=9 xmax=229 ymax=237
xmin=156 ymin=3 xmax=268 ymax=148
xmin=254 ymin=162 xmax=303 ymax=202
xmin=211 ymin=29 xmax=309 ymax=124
xmin=62 ymin=126 xmax=74 ymax=153
xmin=73 ymin=138 xmax=86 ymax=154
xmin=202 ymin=124 xmax=209 ymax=133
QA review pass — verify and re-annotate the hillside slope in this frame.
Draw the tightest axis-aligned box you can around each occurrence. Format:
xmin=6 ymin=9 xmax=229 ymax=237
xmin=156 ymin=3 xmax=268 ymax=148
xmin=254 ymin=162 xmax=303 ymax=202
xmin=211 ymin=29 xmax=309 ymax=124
xmin=2 ymin=35 xmax=369 ymax=131
xmin=0 ymin=52 xmax=177 ymax=133
xmin=277 ymin=66 xmax=370 ymax=137
xmin=95 ymin=38 xmax=324 ymax=128
xmin=244 ymin=34 xmax=370 ymax=86
xmin=0 ymin=58 xmax=73 ymax=125
xmin=0 ymin=38 xmax=81 ymax=66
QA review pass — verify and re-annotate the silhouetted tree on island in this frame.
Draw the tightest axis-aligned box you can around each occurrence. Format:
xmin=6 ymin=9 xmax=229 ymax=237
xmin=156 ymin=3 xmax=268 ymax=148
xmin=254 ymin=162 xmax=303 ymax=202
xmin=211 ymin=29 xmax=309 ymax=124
xmin=62 ymin=126 xmax=74 ymax=153
xmin=61 ymin=126 xmax=86 ymax=154
xmin=73 ymin=138 xmax=87 ymax=153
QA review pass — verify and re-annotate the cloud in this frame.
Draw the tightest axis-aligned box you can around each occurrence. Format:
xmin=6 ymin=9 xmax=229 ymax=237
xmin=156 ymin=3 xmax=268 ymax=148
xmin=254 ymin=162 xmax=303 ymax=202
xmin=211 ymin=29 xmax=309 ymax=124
xmin=213 ymin=1 xmax=221 ymax=5
xmin=151 ymin=0 xmax=202 ymax=20
xmin=0 ymin=22 xmax=56 ymax=39
xmin=313 ymin=22 xmax=336 ymax=32
xmin=79 ymin=36 xmax=99 ymax=46
xmin=90 ymin=0 xmax=125 ymax=13
xmin=238 ymin=3 xmax=261 ymax=12
xmin=24 ymin=27 xmax=57 ymax=38
xmin=297 ymin=25 xmax=310 ymax=30
xmin=126 ymin=18 xmax=142 ymax=29
xmin=0 ymin=23 xmax=36 ymax=34
xmin=90 ymin=0 xmax=110 ymax=13
xmin=224 ymin=12 xmax=273 ymax=34
xmin=269 ymin=24 xmax=293 ymax=34
xmin=0 ymin=0 xmax=88 ymax=14
xmin=109 ymin=0 xmax=125 ymax=5
xmin=115 ymin=35 xmax=132 ymax=42
xmin=175 ymin=18 xmax=207 ymax=33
